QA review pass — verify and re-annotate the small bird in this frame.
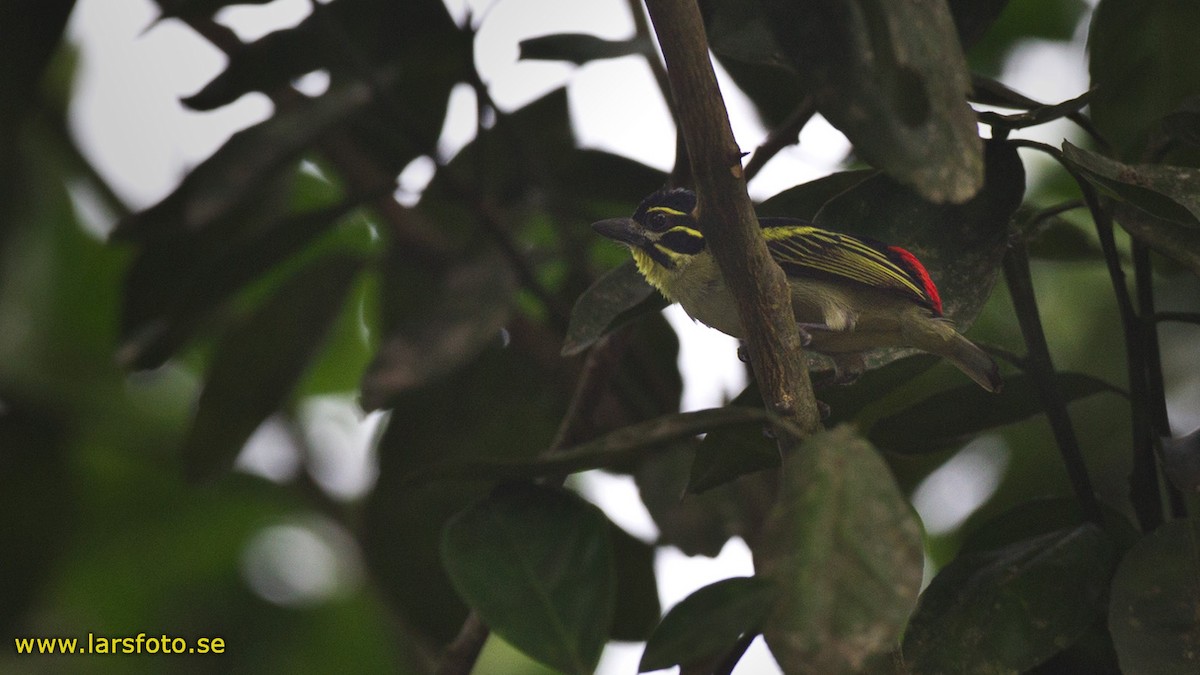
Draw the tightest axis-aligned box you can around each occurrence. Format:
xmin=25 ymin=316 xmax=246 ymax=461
xmin=592 ymin=188 xmax=1001 ymax=392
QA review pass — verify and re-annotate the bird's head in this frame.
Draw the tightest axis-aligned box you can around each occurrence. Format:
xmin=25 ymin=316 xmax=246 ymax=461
xmin=591 ymin=189 xmax=707 ymax=282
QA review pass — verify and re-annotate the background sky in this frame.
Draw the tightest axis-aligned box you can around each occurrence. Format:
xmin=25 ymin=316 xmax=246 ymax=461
xmin=63 ymin=1 xmax=1100 ymax=672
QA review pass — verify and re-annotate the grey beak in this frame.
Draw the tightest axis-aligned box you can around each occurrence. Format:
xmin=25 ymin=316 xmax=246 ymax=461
xmin=591 ymin=217 xmax=645 ymax=246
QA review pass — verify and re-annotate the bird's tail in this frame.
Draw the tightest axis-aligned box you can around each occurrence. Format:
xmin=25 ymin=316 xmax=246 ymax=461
xmin=905 ymin=316 xmax=1002 ymax=392
xmin=944 ymin=332 xmax=1003 ymax=393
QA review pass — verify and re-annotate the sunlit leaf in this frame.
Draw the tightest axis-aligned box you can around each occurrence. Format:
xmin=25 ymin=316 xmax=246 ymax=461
xmin=181 ymin=254 xmax=363 ymax=481
xmin=902 ymin=524 xmax=1117 ymax=673
xmin=639 ymin=576 xmax=776 ymax=673
xmin=442 ymin=482 xmax=614 ymax=675
xmin=758 ymin=0 xmax=983 ymax=203
xmin=754 ymin=426 xmax=923 ymax=673
xmin=1109 ymin=518 xmax=1200 ymax=675
xmin=869 ymin=371 xmax=1121 ymax=455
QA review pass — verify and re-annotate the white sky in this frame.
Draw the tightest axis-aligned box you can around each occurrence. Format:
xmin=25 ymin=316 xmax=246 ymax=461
xmin=63 ymin=1 xmax=1096 ymax=673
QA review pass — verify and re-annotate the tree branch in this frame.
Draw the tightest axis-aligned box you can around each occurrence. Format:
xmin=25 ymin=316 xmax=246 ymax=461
xmin=642 ymin=0 xmax=820 ymax=442
xmin=1003 ymin=242 xmax=1101 ymax=523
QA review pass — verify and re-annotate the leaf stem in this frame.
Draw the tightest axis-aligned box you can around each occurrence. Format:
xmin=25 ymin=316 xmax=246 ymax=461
xmin=743 ymin=96 xmax=817 ymax=183
xmin=1002 ymin=241 xmax=1102 ymax=523
xmin=1011 ymin=138 xmax=1166 ymax=531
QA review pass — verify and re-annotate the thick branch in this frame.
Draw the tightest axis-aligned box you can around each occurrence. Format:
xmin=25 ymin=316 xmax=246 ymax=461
xmin=643 ymin=0 xmax=820 ymax=439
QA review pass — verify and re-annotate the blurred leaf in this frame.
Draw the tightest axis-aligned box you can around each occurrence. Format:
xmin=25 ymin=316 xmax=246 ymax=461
xmin=959 ymin=496 xmax=1141 ymax=558
xmin=758 ymin=0 xmax=983 ymax=203
xmin=639 ymin=576 xmax=776 ymax=672
xmin=181 ymin=254 xmax=362 ymax=481
xmin=1089 ymin=0 xmax=1200 ymax=155
xmin=362 ymin=341 xmax=567 ymax=643
xmin=114 ymin=81 xmax=374 ymax=242
xmin=361 ymin=253 xmax=515 ymax=409
xmin=947 ymin=0 xmax=1013 ymax=50
xmin=756 ymin=169 xmax=876 ymax=219
xmin=609 ymin=524 xmax=660 ymax=642
xmin=0 ymin=1 xmax=76 ymax=239
xmin=965 ymin=0 xmax=1086 ymax=75
xmin=442 ymin=482 xmax=614 ymax=675
xmin=821 ymin=354 xmax=941 ymax=426
xmin=0 ymin=395 xmax=73 ymax=636
xmin=636 ymin=442 xmax=776 ymax=558
xmin=902 ymin=524 xmax=1117 ymax=673
xmin=1109 ymin=518 xmax=1200 ymax=675
xmin=519 ymin=33 xmax=646 ymax=65
xmin=813 ymin=139 xmax=1024 ymax=368
xmin=1062 ymin=142 xmax=1200 ymax=226
xmin=119 ymin=197 xmax=363 ymax=369
xmin=753 ymin=425 xmax=923 ymax=674
xmin=152 ymin=0 xmax=273 ymax=20
xmin=869 ymin=371 xmax=1121 ymax=455
xmin=1112 ymin=202 xmax=1200 ymax=279
xmin=1161 ymin=96 xmax=1200 ymax=149
xmin=1161 ymin=426 xmax=1200 ymax=494
xmin=1027 ymin=215 xmax=1104 ymax=261
xmin=700 ymin=0 xmax=791 ymax=69
xmin=561 ymin=260 xmax=664 ymax=357
xmin=298 ymin=270 xmax=378 ymax=395
xmin=688 ymin=383 xmax=777 ymax=494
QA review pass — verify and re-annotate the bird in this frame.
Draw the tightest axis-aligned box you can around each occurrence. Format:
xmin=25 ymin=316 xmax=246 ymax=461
xmin=591 ymin=188 xmax=1002 ymax=392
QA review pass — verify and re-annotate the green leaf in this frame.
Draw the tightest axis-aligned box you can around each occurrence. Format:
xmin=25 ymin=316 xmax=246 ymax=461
xmin=869 ymin=371 xmax=1121 ymax=455
xmin=688 ymin=383 xmax=778 ymax=494
xmin=360 ymin=253 xmax=515 ymax=409
xmin=902 ymin=524 xmax=1117 ymax=673
xmin=180 ymin=254 xmax=362 ymax=481
xmin=756 ymin=169 xmax=876 ymax=220
xmin=361 ymin=340 xmax=567 ymax=642
xmin=561 ymin=260 xmax=664 ymax=357
xmin=699 ymin=0 xmax=792 ymax=69
xmin=946 ymin=0 xmax=1012 ymax=50
xmin=118 ymin=198 xmax=362 ymax=369
xmin=1112 ymin=202 xmax=1200 ymax=279
xmin=519 ymin=33 xmax=647 ymax=65
xmin=609 ymin=524 xmax=660 ymax=642
xmin=1062 ymin=142 xmax=1200 ymax=227
xmin=1088 ymin=0 xmax=1200 ymax=154
xmin=959 ymin=497 xmax=1141 ymax=558
xmin=1161 ymin=426 xmax=1200 ymax=494
xmin=639 ymin=576 xmax=777 ymax=673
xmin=442 ymin=483 xmax=615 ymax=675
xmin=1109 ymin=518 xmax=1200 ymax=675
xmin=753 ymin=425 xmax=924 ymax=674
xmin=113 ymin=82 xmax=373 ymax=242
xmin=758 ymin=0 xmax=983 ymax=203
xmin=812 ymin=139 xmax=1023 ymax=370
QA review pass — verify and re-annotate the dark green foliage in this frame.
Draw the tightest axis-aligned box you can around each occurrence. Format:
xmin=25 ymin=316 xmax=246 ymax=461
xmin=4 ymin=0 xmax=1200 ymax=673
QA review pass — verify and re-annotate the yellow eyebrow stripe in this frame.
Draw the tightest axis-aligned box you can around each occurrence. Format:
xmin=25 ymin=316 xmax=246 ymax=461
xmin=646 ymin=206 xmax=688 ymax=216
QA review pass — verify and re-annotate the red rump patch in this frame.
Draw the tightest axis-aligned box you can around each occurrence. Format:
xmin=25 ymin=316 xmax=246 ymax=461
xmin=887 ymin=246 xmax=943 ymax=316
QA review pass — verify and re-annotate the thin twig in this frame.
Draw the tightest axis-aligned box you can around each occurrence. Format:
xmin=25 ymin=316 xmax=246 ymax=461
xmin=1132 ymin=241 xmax=1185 ymax=517
xmin=1003 ymin=242 xmax=1102 ymax=523
xmin=434 ymin=613 xmax=489 ymax=675
xmin=744 ymin=96 xmax=817 ymax=183
xmin=1149 ymin=311 xmax=1200 ymax=325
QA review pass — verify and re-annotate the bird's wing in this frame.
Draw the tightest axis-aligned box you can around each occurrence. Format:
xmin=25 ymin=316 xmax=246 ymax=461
xmin=760 ymin=219 xmax=943 ymax=315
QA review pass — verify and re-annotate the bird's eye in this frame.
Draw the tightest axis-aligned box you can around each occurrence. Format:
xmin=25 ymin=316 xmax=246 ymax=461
xmin=648 ymin=212 xmax=668 ymax=231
